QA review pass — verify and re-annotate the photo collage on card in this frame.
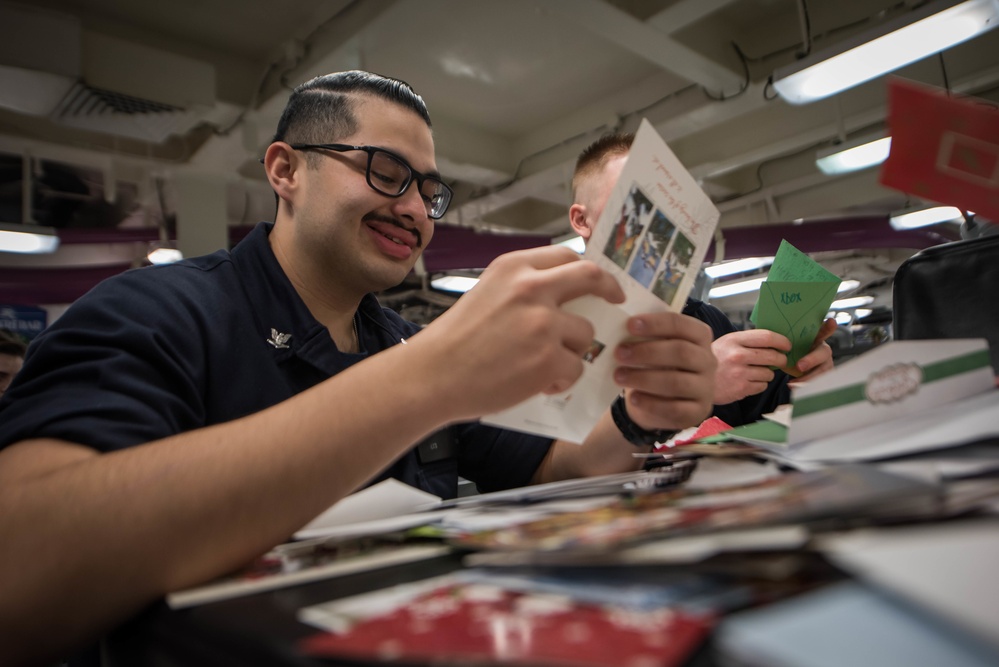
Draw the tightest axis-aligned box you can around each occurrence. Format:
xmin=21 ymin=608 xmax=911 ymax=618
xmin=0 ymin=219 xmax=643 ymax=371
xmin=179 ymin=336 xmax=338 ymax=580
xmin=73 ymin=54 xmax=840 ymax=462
xmin=603 ymin=182 xmax=693 ymax=308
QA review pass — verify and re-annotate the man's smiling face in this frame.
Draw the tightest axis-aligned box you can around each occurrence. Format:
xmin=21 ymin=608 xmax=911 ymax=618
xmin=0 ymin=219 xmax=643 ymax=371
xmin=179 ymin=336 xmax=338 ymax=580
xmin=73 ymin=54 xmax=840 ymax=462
xmin=293 ymin=94 xmax=438 ymax=294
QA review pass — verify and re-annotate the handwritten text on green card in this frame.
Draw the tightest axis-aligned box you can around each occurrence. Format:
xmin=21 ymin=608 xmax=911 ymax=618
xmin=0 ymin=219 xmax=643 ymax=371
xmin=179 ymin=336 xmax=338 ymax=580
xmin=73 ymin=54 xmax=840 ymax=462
xmin=750 ymin=240 xmax=841 ymax=368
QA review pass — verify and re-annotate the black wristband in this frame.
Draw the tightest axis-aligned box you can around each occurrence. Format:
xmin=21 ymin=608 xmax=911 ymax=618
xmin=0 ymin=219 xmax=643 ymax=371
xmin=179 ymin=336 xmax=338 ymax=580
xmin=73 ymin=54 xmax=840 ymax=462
xmin=611 ymin=395 xmax=680 ymax=447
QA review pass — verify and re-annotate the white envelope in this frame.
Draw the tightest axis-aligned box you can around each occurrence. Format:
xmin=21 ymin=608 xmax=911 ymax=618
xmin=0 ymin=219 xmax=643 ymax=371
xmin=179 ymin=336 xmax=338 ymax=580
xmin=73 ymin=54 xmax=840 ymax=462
xmin=787 ymin=338 xmax=994 ymax=447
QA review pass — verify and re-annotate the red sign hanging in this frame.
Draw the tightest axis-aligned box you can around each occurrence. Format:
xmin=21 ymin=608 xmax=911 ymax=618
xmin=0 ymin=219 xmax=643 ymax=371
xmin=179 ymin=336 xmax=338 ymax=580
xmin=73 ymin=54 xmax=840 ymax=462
xmin=880 ymin=77 xmax=999 ymax=222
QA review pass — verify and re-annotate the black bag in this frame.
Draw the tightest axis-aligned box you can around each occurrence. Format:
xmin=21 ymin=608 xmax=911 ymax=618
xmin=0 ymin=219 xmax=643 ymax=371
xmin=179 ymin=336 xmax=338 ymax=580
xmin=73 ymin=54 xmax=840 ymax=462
xmin=893 ymin=234 xmax=999 ymax=373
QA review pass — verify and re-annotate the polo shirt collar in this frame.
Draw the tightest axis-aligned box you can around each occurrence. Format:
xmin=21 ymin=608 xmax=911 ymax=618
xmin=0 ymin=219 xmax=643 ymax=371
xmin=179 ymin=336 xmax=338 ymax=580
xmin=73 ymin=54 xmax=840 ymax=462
xmin=229 ymin=222 xmax=402 ymax=375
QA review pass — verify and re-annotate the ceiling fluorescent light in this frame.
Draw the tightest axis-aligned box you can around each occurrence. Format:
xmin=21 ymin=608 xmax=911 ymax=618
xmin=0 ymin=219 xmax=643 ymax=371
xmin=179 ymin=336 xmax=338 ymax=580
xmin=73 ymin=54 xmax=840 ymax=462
xmin=831 ymin=295 xmax=875 ymax=309
xmin=0 ymin=222 xmax=60 ymax=254
xmin=431 ymin=275 xmax=480 ymax=294
xmin=772 ymin=0 xmax=999 ymax=104
xmin=704 ymin=256 xmax=774 ymax=279
xmin=838 ymin=279 xmax=861 ymax=293
xmin=890 ymin=205 xmax=965 ymax=229
xmin=147 ymin=243 xmax=184 ymax=265
xmin=815 ymin=134 xmax=892 ymax=175
xmin=708 ymin=275 xmax=860 ymax=301
xmin=708 ymin=277 xmax=766 ymax=299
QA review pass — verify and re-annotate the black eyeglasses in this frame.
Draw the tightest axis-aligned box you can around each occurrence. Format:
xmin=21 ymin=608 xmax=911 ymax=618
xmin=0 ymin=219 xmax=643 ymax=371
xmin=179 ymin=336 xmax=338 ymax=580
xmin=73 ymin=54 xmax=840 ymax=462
xmin=288 ymin=143 xmax=453 ymax=220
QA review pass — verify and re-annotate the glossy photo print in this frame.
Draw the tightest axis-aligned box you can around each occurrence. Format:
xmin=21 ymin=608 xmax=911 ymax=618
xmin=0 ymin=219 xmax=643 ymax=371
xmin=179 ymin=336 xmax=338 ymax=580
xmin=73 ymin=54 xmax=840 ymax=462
xmin=627 ymin=209 xmax=677 ymax=288
xmin=651 ymin=231 xmax=694 ymax=306
xmin=603 ymin=184 xmax=653 ymax=269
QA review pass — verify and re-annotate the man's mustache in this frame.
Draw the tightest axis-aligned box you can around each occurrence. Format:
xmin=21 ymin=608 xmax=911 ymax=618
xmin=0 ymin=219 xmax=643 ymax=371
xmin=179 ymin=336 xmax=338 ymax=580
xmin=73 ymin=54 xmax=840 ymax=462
xmin=363 ymin=214 xmax=422 ymax=248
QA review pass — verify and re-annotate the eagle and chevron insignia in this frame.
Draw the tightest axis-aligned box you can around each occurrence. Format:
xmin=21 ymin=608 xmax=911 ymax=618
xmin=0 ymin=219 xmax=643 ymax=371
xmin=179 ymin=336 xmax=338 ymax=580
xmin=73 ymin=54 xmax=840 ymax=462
xmin=266 ymin=329 xmax=292 ymax=349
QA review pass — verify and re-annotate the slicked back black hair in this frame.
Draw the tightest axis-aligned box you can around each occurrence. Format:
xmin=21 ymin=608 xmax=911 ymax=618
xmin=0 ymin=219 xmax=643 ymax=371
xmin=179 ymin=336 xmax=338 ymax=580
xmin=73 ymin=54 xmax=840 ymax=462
xmin=272 ymin=70 xmax=431 ymax=168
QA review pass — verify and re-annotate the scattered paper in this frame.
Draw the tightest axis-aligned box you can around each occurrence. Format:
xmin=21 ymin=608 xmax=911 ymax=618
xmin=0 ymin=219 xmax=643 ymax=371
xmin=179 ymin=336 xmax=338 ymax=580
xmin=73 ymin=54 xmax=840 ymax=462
xmin=717 ymin=581 xmax=999 ymax=667
xmin=168 ymin=540 xmax=451 ymax=609
xmin=761 ymin=403 xmax=793 ymax=427
xmin=817 ymin=519 xmax=999 ymax=651
xmin=295 ymin=478 xmax=441 ymax=540
xmin=683 ymin=457 xmax=783 ymax=491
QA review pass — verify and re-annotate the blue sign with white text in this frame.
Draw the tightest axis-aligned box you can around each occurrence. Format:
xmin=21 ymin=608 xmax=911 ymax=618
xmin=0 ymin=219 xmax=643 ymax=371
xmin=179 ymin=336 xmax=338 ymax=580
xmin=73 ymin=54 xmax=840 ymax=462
xmin=0 ymin=305 xmax=47 ymax=340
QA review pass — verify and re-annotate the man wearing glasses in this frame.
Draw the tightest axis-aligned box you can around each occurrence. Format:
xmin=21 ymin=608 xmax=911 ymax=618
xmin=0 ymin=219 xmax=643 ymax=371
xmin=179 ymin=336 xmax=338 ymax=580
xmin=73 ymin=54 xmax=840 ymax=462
xmin=0 ymin=71 xmax=716 ymax=665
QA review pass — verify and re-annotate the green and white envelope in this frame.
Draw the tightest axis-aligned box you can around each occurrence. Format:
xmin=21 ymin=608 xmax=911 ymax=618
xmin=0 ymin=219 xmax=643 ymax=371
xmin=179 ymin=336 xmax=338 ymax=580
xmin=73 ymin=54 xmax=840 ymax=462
xmin=750 ymin=240 xmax=841 ymax=368
xmin=722 ymin=338 xmax=996 ymax=461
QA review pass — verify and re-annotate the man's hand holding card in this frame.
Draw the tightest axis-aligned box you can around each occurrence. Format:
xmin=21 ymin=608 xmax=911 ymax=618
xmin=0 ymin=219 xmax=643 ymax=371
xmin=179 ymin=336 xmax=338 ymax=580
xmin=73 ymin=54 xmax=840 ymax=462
xmin=750 ymin=240 xmax=841 ymax=378
xmin=481 ymin=119 xmax=720 ymax=442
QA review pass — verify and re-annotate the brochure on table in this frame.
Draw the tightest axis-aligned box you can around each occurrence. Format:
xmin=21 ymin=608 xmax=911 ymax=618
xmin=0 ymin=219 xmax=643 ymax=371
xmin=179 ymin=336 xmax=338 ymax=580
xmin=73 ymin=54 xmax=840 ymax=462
xmin=482 ymin=118 xmax=721 ymax=443
xmin=726 ymin=338 xmax=996 ymax=461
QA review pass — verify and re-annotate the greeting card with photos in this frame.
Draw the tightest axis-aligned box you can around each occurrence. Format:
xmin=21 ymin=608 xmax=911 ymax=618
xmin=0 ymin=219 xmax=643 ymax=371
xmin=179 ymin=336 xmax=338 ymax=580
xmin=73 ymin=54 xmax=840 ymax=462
xmin=482 ymin=119 xmax=721 ymax=443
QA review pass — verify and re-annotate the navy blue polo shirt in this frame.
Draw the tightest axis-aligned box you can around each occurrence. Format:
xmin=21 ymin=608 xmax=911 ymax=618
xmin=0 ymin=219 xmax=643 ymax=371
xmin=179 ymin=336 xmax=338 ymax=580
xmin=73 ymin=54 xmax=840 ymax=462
xmin=0 ymin=222 xmax=552 ymax=499
xmin=683 ymin=298 xmax=791 ymax=426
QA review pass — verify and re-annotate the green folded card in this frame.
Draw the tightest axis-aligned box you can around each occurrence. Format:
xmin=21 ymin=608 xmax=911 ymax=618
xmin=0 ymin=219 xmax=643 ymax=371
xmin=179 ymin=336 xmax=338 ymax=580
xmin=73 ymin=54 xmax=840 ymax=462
xmin=750 ymin=240 xmax=841 ymax=368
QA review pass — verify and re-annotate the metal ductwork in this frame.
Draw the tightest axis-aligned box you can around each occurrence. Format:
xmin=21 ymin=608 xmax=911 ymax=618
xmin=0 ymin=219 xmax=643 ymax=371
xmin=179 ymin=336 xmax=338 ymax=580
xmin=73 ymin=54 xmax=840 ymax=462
xmin=0 ymin=1 xmax=216 ymax=144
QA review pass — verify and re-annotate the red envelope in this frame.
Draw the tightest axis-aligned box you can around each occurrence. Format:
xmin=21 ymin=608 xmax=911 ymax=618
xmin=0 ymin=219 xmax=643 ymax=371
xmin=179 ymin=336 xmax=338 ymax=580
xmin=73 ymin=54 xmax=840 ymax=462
xmin=880 ymin=78 xmax=999 ymax=222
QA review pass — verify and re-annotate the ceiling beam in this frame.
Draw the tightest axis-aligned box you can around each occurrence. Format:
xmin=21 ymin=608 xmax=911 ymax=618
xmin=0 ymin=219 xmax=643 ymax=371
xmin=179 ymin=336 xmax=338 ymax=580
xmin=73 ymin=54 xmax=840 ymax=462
xmin=450 ymin=78 xmax=767 ymax=226
xmin=187 ymin=0 xmax=399 ymax=173
xmin=646 ymin=0 xmax=743 ymax=33
xmin=541 ymin=0 xmax=744 ymax=93
xmin=444 ymin=161 xmax=572 ymax=227
xmin=686 ymin=106 xmax=886 ymax=181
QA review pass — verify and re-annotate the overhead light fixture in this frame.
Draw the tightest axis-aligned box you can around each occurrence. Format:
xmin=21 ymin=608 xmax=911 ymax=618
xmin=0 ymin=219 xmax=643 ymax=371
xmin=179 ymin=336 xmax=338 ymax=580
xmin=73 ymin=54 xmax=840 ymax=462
xmin=838 ymin=279 xmax=861 ymax=293
xmin=704 ymin=256 xmax=774 ymax=279
xmin=772 ymin=0 xmax=999 ymax=104
xmin=709 ymin=276 xmax=862 ymax=300
xmin=831 ymin=295 xmax=875 ymax=309
xmin=147 ymin=241 xmax=184 ymax=265
xmin=708 ymin=277 xmax=766 ymax=299
xmin=855 ymin=308 xmax=873 ymax=319
xmin=890 ymin=205 xmax=966 ymax=230
xmin=815 ymin=134 xmax=892 ymax=175
xmin=431 ymin=275 xmax=480 ymax=294
xmin=0 ymin=222 xmax=60 ymax=254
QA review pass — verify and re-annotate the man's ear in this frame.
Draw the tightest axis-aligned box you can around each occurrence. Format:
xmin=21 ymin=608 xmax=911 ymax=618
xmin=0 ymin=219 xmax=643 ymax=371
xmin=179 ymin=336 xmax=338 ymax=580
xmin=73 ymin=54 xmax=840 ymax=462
xmin=568 ymin=203 xmax=594 ymax=240
xmin=263 ymin=142 xmax=300 ymax=203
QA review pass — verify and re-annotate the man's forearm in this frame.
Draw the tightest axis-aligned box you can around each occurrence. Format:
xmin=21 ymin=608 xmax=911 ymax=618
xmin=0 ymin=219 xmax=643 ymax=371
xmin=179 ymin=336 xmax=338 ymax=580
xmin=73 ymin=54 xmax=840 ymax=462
xmin=533 ymin=410 xmax=645 ymax=484
xmin=0 ymin=342 xmax=454 ymax=665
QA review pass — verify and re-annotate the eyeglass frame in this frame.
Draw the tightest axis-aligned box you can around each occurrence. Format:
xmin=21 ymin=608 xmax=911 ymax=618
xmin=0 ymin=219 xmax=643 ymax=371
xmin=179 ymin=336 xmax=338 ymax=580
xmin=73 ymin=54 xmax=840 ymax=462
xmin=286 ymin=142 xmax=453 ymax=220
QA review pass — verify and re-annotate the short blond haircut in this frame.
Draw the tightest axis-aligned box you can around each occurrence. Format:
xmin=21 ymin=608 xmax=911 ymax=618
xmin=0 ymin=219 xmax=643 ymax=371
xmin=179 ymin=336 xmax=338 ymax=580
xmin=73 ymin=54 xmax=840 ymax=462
xmin=571 ymin=132 xmax=634 ymax=204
